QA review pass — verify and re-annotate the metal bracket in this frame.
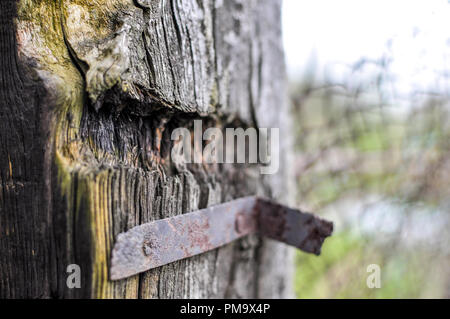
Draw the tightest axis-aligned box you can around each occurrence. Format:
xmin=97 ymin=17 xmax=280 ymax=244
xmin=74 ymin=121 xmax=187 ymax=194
xmin=110 ymin=196 xmax=333 ymax=280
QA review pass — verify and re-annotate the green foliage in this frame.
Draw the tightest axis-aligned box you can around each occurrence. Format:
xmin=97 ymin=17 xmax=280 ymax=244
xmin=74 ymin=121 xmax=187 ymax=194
xmin=295 ymin=231 xmax=447 ymax=298
xmin=291 ymin=66 xmax=450 ymax=298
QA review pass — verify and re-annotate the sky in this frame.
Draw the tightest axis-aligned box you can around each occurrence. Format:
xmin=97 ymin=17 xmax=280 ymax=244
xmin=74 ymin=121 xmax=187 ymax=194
xmin=282 ymin=0 xmax=450 ymax=95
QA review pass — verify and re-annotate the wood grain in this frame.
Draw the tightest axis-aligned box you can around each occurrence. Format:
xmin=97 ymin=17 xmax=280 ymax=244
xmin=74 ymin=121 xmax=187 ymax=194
xmin=0 ymin=0 xmax=294 ymax=298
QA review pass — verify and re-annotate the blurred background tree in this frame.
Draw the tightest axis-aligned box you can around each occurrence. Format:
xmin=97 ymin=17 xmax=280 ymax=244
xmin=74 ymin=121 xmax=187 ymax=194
xmin=283 ymin=0 xmax=450 ymax=298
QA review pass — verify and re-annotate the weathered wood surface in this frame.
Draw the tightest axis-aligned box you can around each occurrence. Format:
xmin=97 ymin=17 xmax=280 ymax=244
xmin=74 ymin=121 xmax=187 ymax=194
xmin=0 ymin=0 xmax=294 ymax=298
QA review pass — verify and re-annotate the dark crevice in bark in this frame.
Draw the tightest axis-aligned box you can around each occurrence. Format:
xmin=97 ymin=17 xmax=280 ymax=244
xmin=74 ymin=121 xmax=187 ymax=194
xmin=170 ymin=0 xmax=184 ymax=48
xmin=224 ymin=241 xmax=239 ymax=298
xmin=142 ymin=31 xmax=157 ymax=83
xmin=211 ymin=0 xmax=222 ymax=112
xmin=160 ymin=5 xmax=182 ymax=106
xmin=60 ymin=8 xmax=88 ymax=77
xmin=186 ymin=28 xmax=199 ymax=109
xmin=247 ymin=42 xmax=259 ymax=131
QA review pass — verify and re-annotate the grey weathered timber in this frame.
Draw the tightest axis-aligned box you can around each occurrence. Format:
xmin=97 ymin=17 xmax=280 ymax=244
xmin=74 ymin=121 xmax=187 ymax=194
xmin=0 ymin=0 xmax=295 ymax=298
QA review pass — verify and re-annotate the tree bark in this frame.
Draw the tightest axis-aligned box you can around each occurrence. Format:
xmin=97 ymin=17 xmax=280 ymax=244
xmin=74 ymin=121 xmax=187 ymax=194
xmin=0 ymin=0 xmax=294 ymax=298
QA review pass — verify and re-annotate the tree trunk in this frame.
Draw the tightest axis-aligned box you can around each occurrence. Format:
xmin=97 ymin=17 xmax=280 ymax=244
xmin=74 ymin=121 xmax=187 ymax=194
xmin=0 ymin=0 xmax=294 ymax=298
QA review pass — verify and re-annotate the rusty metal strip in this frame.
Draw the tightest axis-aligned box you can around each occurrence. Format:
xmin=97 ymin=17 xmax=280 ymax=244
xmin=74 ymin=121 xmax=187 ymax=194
xmin=255 ymin=198 xmax=333 ymax=255
xmin=110 ymin=196 xmax=333 ymax=280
